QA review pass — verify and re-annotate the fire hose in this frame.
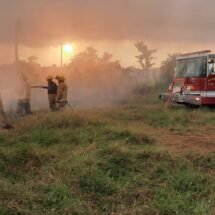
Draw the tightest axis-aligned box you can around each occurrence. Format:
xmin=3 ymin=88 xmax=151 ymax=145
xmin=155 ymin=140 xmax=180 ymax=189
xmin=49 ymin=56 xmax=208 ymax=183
xmin=56 ymin=100 xmax=74 ymax=111
xmin=31 ymin=86 xmax=48 ymax=89
xmin=31 ymin=86 xmax=74 ymax=111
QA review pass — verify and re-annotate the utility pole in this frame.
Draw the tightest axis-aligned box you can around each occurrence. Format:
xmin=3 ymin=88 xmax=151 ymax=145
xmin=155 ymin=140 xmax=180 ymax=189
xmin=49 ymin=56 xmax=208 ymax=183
xmin=15 ymin=21 xmax=20 ymax=63
xmin=60 ymin=43 xmax=63 ymax=69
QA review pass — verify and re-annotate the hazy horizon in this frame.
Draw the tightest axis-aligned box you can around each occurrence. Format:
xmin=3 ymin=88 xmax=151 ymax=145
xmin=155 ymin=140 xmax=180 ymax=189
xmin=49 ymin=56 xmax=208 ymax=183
xmin=1 ymin=0 xmax=215 ymax=67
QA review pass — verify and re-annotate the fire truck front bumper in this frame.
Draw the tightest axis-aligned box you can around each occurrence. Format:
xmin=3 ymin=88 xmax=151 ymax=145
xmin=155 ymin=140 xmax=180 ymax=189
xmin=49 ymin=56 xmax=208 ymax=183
xmin=159 ymin=93 xmax=202 ymax=105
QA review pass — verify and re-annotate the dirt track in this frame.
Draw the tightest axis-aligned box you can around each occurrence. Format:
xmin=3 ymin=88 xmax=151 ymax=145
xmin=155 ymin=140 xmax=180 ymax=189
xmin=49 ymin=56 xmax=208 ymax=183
xmin=159 ymin=132 xmax=215 ymax=155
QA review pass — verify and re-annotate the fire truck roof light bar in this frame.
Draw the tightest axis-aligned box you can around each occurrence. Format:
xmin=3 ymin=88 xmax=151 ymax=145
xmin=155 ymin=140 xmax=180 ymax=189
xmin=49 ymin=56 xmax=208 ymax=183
xmin=179 ymin=50 xmax=211 ymax=57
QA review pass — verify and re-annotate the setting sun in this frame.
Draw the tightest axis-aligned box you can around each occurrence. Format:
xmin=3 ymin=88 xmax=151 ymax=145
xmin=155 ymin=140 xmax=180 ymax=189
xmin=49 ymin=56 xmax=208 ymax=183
xmin=63 ymin=43 xmax=73 ymax=53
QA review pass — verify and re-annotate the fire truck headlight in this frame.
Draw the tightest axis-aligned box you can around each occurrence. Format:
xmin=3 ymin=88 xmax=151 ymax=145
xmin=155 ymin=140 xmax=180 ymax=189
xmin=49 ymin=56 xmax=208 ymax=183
xmin=186 ymin=85 xmax=196 ymax=91
xmin=195 ymin=97 xmax=200 ymax=101
xmin=186 ymin=86 xmax=193 ymax=90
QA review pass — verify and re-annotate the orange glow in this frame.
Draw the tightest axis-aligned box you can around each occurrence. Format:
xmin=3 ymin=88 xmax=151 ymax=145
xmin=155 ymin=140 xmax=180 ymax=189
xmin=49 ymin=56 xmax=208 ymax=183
xmin=63 ymin=44 xmax=73 ymax=53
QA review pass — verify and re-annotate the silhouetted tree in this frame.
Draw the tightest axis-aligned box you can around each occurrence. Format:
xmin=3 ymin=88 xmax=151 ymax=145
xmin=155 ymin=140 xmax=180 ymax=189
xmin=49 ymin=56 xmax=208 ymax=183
xmin=160 ymin=53 xmax=180 ymax=83
xmin=27 ymin=55 xmax=38 ymax=63
xmin=68 ymin=47 xmax=122 ymax=92
xmin=135 ymin=41 xmax=156 ymax=70
xmin=101 ymin=52 xmax=112 ymax=63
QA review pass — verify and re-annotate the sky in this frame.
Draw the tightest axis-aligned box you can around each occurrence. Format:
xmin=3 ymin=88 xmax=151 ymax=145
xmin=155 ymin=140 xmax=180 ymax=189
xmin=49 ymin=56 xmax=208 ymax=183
xmin=1 ymin=0 xmax=215 ymax=67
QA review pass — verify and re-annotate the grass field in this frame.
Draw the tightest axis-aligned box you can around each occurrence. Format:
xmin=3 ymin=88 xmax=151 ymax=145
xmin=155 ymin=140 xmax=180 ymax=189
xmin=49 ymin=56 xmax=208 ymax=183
xmin=0 ymin=93 xmax=214 ymax=215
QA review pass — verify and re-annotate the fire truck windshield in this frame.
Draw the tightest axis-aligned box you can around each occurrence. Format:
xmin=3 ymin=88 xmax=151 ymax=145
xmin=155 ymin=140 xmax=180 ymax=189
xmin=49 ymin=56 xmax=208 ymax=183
xmin=175 ymin=56 xmax=207 ymax=78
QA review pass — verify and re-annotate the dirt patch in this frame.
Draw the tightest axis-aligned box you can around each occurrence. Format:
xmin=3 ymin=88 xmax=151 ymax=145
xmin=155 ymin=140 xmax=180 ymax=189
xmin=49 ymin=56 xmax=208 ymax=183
xmin=158 ymin=132 xmax=215 ymax=155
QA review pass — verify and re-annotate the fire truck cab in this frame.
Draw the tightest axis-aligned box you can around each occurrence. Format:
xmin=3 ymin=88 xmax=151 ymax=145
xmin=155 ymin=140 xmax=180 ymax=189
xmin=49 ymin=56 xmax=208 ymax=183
xmin=159 ymin=50 xmax=215 ymax=106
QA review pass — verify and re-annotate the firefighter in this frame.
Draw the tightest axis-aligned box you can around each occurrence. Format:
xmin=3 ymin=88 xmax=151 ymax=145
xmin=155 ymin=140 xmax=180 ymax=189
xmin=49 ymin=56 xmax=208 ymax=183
xmin=0 ymin=94 xmax=13 ymax=129
xmin=46 ymin=75 xmax=58 ymax=111
xmin=16 ymin=74 xmax=32 ymax=115
xmin=55 ymin=75 xmax=68 ymax=110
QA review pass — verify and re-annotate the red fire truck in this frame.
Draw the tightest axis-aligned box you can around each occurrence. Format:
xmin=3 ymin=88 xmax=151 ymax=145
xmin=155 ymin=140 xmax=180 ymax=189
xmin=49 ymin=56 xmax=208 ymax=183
xmin=159 ymin=50 xmax=215 ymax=106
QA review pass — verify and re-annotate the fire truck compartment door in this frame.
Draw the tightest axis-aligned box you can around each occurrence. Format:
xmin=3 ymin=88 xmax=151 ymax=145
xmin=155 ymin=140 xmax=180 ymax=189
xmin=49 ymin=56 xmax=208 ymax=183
xmin=207 ymin=74 xmax=215 ymax=96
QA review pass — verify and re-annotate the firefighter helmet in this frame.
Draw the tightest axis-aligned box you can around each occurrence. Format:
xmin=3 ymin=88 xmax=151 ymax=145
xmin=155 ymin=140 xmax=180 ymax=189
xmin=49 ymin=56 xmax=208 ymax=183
xmin=46 ymin=75 xmax=54 ymax=80
xmin=56 ymin=75 xmax=65 ymax=81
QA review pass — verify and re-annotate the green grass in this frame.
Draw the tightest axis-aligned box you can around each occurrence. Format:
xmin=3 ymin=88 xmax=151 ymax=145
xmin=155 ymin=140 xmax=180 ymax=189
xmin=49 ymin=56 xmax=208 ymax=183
xmin=0 ymin=93 xmax=214 ymax=214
